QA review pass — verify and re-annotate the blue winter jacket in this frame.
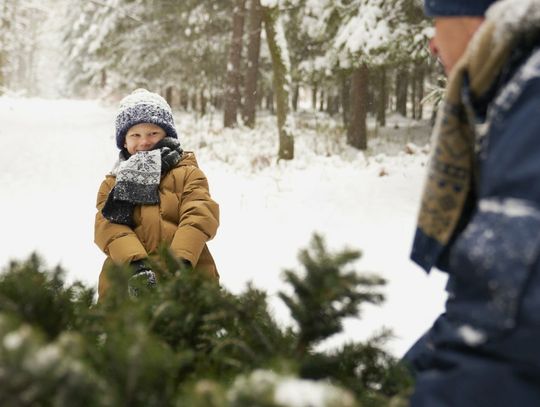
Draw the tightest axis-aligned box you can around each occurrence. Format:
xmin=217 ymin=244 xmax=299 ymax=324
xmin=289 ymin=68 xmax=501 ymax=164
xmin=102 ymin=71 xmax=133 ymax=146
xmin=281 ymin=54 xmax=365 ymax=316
xmin=406 ymin=36 xmax=540 ymax=407
xmin=412 ymin=40 xmax=540 ymax=334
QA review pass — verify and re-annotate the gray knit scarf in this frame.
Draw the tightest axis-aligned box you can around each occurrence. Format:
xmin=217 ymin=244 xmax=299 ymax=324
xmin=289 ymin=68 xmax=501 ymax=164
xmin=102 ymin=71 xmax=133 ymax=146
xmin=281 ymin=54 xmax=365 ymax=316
xmin=102 ymin=138 xmax=183 ymax=227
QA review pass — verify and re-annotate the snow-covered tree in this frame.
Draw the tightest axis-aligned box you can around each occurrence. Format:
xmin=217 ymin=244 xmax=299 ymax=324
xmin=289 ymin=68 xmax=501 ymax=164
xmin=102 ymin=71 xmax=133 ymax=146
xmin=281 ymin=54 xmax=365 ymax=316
xmin=0 ymin=0 xmax=48 ymax=95
xmin=262 ymin=0 xmax=295 ymax=159
xmin=286 ymin=0 xmax=431 ymax=147
xmin=62 ymin=0 xmax=232 ymax=101
xmin=0 ymin=236 xmax=412 ymax=405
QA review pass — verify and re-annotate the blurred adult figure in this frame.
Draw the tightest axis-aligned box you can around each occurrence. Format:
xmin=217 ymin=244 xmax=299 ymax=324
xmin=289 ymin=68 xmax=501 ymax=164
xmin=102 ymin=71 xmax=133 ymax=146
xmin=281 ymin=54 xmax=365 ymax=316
xmin=405 ymin=0 xmax=540 ymax=405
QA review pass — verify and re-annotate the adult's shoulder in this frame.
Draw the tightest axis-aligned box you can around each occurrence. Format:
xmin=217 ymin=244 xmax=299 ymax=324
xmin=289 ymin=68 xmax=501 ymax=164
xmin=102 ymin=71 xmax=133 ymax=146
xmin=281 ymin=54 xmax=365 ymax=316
xmin=492 ymin=47 xmax=540 ymax=118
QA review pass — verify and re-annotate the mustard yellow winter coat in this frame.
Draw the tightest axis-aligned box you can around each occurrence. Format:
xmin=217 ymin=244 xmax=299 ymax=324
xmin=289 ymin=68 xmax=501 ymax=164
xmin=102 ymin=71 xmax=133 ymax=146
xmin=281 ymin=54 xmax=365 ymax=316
xmin=94 ymin=152 xmax=219 ymax=299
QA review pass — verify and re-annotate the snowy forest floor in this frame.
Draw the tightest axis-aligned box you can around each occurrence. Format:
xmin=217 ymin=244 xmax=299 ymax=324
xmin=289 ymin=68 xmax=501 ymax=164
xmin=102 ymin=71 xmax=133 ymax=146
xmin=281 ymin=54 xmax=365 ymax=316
xmin=0 ymin=96 xmax=447 ymax=357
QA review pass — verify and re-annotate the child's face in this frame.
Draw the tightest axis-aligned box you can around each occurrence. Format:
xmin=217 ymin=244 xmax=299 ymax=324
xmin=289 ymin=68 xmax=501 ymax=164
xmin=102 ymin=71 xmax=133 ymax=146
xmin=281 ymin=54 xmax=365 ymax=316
xmin=124 ymin=123 xmax=166 ymax=155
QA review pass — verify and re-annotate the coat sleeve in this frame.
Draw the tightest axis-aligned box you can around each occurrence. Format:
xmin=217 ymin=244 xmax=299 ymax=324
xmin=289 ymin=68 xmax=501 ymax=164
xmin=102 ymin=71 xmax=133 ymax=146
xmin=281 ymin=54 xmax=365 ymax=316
xmin=170 ymin=166 xmax=219 ymax=266
xmin=94 ymin=176 xmax=148 ymax=264
xmin=446 ymin=75 xmax=540 ymax=333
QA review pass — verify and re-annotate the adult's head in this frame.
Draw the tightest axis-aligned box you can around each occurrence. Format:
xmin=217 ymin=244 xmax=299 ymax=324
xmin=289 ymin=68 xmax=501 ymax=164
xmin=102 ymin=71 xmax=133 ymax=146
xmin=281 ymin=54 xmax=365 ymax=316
xmin=115 ymin=88 xmax=178 ymax=150
xmin=424 ymin=0 xmax=498 ymax=74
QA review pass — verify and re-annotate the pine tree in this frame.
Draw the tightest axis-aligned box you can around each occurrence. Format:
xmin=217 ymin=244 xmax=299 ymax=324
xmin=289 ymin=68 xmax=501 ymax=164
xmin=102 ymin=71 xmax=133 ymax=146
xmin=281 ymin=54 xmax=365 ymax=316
xmin=0 ymin=0 xmax=48 ymax=95
xmin=0 ymin=235 xmax=412 ymax=406
xmin=61 ymin=0 xmax=232 ymax=98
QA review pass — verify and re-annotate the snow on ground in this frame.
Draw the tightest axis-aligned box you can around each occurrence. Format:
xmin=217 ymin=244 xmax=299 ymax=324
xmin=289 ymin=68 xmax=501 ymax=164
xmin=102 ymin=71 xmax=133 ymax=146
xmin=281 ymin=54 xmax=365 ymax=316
xmin=0 ymin=96 xmax=447 ymax=357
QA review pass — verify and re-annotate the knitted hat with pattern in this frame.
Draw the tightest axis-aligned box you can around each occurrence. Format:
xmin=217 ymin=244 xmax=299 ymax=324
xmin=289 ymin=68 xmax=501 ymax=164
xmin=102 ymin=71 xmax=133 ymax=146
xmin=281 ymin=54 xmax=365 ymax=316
xmin=115 ymin=88 xmax=178 ymax=149
xmin=424 ymin=0 xmax=497 ymax=16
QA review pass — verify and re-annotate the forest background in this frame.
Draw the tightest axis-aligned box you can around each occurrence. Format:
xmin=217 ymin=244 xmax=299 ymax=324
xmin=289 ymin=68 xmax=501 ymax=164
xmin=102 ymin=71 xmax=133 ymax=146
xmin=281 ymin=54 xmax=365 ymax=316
xmin=1 ymin=0 xmax=440 ymax=157
xmin=0 ymin=2 xmax=451 ymax=404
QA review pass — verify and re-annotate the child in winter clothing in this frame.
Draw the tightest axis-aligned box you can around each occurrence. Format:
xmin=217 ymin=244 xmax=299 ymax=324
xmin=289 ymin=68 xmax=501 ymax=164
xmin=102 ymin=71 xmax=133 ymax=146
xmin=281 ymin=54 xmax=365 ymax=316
xmin=94 ymin=89 xmax=219 ymax=299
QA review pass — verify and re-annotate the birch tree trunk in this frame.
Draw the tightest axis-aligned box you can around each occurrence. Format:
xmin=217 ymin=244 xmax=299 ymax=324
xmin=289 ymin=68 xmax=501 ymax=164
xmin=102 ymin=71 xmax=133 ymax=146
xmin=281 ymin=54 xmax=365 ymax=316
xmin=262 ymin=3 xmax=294 ymax=160
xmin=242 ymin=0 xmax=262 ymax=128
xmin=223 ymin=0 xmax=247 ymax=128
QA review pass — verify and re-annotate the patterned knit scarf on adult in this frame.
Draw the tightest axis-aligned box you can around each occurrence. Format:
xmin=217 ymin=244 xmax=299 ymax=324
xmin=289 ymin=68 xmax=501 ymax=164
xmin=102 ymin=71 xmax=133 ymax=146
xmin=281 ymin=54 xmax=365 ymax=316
xmin=102 ymin=138 xmax=183 ymax=227
xmin=414 ymin=0 xmax=540 ymax=269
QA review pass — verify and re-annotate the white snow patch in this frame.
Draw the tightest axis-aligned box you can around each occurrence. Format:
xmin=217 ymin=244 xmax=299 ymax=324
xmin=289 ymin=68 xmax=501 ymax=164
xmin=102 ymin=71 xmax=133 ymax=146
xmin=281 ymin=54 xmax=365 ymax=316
xmin=274 ymin=378 xmax=356 ymax=407
xmin=261 ymin=0 xmax=279 ymax=7
xmin=488 ymin=0 xmax=540 ymax=44
xmin=479 ymin=198 xmax=540 ymax=219
xmin=273 ymin=13 xmax=292 ymax=75
xmin=457 ymin=324 xmax=487 ymax=347
xmin=491 ymin=50 xmax=540 ymax=115
xmin=33 ymin=344 xmax=61 ymax=370
xmin=118 ymin=88 xmax=172 ymax=114
xmin=3 ymin=328 xmax=30 ymax=351
xmin=229 ymin=370 xmax=356 ymax=407
xmin=0 ymin=96 xmax=446 ymax=357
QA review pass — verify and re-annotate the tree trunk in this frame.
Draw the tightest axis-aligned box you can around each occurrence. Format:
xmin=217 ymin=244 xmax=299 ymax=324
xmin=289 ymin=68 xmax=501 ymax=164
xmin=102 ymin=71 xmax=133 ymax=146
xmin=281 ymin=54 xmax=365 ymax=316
xmin=319 ymin=90 xmax=325 ymax=111
xmin=311 ymin=84 xmax=318 ymax=110
xmin=347 ymin=65 xmax=368 ymax=150
xmin=165 ymin=86 xmax=173 ymax=108
xmin=258 ymin=81 xmax=265 ymax=109
xmin=180 ymin=88 xmax=189 ymax=110
xmin=416 ymin=62 xmax=425 ymax=120
xmin=0 ymin=1 xmax=11 ymax=93
xmin=266 ymin=90 xmax=274 ymax=113
xmin=262 ymin=5 xmax=294 ymax=160
xmin=376 ymin=66 xmax=386 ymax=127
xmin=292 ymin=84 xmax=300 ymax=112
xmin=99 ymin=69 xmax=107 ymax=89
xmin=327 ymin=91 xmax=339 ymax=115
xmin=396 ymin=67 xmax=408 ymax=117
xmin=0 ymin=50 xmax=4 ymax=94
xmin=242 ymin=0 xmax=262 ymax=128
xmin=411 ymin=67 xmax=417 ymax=119
xmin=191 ymin=92 xmax=198 ymax=112
xmin=325 ymin=92 xmax=331 ymax=113
xmin=200 ymin=89 xmax=207 ymax=116
xmin=223 ymin=0 xmax=247 ymax=127
xmin=341 ymin=74 xmax=351 ymax=127
xmin=212 ymin=94 xmax=222 ymax=110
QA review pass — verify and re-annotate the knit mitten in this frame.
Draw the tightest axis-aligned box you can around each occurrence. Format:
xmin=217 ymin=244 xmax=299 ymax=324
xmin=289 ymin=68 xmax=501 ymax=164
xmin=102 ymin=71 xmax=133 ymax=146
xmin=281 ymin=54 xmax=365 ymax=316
xmin=160 ymin=146 xmax=182 ymax=174
xmin=128 ymin=260 xmax=157 ymax=298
